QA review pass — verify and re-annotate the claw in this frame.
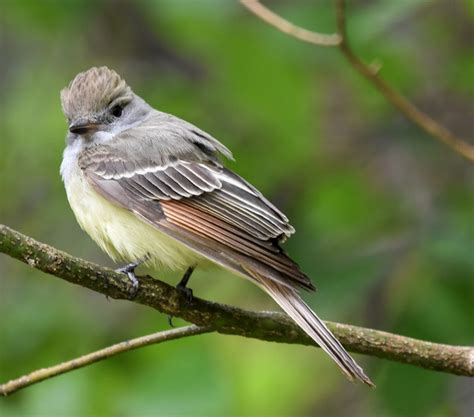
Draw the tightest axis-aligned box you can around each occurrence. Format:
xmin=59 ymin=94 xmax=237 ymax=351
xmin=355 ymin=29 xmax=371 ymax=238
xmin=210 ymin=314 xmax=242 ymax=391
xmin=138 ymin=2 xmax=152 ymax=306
xmin=177 ymin=284 xmax=193 ymax=301
xmin=116 ymin=261 xmax=141 ymax=299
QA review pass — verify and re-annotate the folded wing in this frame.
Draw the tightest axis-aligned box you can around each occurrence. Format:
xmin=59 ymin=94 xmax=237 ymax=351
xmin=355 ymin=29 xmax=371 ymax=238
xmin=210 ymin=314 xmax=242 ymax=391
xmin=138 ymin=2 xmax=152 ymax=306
xmin=79 ymin=145 xmax=313 ymax=291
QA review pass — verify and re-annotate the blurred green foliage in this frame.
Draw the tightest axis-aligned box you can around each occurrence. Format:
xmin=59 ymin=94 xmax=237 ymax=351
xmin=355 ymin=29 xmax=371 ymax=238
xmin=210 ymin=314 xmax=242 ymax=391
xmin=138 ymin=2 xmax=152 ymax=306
xmin=1 ymin=1 xmax=473 ymax=416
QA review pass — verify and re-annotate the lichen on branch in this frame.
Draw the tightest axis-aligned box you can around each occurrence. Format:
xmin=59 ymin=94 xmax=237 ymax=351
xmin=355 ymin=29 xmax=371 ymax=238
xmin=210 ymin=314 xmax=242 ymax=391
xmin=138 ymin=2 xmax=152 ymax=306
xmin=1 ymin=224 xmax=472 ymax=380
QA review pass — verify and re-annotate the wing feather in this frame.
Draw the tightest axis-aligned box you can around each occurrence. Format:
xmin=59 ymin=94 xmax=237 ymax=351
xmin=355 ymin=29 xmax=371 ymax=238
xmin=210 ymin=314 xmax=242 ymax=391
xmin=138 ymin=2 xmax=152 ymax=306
xmin=203 ymin=193 xmax=288 ymax=237
xmin=133 ymin=175 xmax=171 ymax=199
xmin=80 ymin=145 xmax=312 ymax=290
xmin=152 ymin=171 xmax=192 ymax=197
xmin=160 ymin=200 xmax=308 ymax=282
xmin=163 ymin=167 xmax=203 ymax=195
xmin=122 ymin=177 xmax=157 ymax=199
xmin=187 ymin=196 xmax=275 ymax=240
xmin=173 ymin=164 xmax=216 ymax=191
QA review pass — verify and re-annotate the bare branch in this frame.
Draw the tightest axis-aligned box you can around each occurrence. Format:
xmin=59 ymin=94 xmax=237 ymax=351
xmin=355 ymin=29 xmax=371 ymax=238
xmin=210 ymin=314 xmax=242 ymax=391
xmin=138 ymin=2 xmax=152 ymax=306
xmin=240 ymin=0 xmax=474 ymax=162
xmin=1 ymin=224 xmax=473 ymax=383
xmin=334 ymin=0 xmax=474 ymax=162
xmin=240 ymin=0 xmax=341 ymax=46
xmin=0 ymin=325 xmax=211 ymax=396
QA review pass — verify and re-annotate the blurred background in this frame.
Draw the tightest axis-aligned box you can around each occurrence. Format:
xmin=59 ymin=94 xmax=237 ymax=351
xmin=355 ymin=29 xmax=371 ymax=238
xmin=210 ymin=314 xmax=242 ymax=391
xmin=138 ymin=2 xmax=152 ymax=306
xmin=1 ymin=0 xmax=473 ymax=416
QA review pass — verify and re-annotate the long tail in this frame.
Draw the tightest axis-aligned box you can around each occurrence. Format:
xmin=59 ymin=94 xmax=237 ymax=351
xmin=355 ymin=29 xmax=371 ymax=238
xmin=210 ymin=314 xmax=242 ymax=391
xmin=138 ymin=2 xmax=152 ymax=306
xmin=255 ymin=275 xmax=374 ymax=386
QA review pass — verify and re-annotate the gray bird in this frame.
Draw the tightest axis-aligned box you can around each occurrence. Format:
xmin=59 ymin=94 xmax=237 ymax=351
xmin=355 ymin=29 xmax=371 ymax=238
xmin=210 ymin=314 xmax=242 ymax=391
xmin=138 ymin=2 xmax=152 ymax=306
xmin=60 ymin=66 xmax=373 ymax=386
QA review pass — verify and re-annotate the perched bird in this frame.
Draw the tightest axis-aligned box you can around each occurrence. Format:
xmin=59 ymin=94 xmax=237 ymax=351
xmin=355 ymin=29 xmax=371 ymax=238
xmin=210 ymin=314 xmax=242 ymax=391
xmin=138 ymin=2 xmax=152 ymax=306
xmin=60 ymin=66 xmax=373 ymax=386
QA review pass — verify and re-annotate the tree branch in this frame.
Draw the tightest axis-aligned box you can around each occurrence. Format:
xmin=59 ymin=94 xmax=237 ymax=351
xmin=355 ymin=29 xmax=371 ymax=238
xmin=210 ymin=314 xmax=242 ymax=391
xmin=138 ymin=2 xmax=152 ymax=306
xmin=1 ymin=224 xmax=473 ymax=384
xmin=240 ymin=0 xmax=474 ymax=163
xmin=0 ymin=325 xmax=211 ymax=396
xmin=240 ymin=0 xmax=341 ymax=46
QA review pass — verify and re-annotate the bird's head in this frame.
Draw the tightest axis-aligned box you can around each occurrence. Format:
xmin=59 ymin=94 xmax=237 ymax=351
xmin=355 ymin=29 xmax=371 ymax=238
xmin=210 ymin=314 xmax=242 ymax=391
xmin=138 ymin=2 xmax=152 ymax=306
xmin=60 ymin=66 xmax=150 ymax=142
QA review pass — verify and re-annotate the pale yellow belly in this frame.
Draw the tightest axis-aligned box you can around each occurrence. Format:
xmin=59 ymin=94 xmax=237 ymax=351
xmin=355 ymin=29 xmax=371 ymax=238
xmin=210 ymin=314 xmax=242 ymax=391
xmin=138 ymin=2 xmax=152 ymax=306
xmin=64 ymin=167 xmax=206 ymax=271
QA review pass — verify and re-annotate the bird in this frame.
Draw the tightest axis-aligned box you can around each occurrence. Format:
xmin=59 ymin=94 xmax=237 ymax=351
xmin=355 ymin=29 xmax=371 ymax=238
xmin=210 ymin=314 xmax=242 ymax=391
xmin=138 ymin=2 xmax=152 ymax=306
xmin=60 ymin=66 xmax=373 ymax=386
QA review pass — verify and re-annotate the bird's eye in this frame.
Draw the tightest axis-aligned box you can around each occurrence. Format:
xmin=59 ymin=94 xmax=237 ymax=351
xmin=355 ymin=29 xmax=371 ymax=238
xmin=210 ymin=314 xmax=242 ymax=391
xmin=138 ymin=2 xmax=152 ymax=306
xmin=111 ymin=105 xmax=123 ymax=117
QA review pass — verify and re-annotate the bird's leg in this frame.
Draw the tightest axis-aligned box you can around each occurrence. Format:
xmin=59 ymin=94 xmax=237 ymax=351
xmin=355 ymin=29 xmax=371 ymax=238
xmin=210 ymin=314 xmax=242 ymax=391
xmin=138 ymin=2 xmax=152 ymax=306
xmin=116 ymin=260 xmax=142 ymax=298
xmin=168 ymin=266 xmax=195 ymax=327
xmin=176 ymin=266 xmax=195 ymax=300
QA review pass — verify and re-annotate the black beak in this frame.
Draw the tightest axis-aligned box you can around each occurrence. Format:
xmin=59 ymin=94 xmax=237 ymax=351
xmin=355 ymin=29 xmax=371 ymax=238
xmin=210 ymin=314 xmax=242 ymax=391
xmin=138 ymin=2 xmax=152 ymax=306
xmin=69 ymin=120 xmax=100 ymax=135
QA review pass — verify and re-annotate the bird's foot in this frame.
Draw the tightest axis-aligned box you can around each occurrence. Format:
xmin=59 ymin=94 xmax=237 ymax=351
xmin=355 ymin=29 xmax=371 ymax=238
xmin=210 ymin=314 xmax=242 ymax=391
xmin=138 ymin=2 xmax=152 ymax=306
xmin=116 ymin=261 xmax=140 ymax=299
xmin=177 ymin=284 xmax=193 ymax=301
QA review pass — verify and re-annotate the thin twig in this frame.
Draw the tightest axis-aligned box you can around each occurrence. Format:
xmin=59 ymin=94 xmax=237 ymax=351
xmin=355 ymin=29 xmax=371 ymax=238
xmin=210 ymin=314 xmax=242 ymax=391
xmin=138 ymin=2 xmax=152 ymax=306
xmin=0 ymin=325 xmax=212 ymax=396
xmin=1 ymin=224 xmax=473 ymax=382
xmin=334 ymin=0 xmax=474 ymax=161
xmin=240 ymin=0 xmax=341 ymax=46
xmin=240 ymin=0 xmax=474 ymax=162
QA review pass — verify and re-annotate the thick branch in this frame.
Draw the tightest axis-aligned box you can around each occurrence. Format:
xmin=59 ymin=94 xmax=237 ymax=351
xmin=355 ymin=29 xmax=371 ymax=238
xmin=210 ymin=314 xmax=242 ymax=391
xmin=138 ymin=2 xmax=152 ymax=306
xmin=1 ymin=224 xmax=473 ymax=378
xmin=0 ymin=325 xmax=211 ymax=396
xmin=240 ymin=0 xmax=474 ymax=162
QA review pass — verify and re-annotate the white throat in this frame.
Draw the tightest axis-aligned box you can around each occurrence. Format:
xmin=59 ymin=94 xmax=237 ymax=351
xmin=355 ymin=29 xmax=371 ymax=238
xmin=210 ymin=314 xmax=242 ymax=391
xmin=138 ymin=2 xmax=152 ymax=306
xmin=60 ymin=139 xmax=84 ymax=184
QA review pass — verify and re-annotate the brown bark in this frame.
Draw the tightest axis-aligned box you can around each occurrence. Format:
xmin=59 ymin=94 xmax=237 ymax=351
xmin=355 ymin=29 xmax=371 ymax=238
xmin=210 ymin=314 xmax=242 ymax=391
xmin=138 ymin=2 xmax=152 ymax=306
xmin=1 ymin=224 xmax=472 ymax=382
